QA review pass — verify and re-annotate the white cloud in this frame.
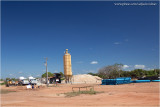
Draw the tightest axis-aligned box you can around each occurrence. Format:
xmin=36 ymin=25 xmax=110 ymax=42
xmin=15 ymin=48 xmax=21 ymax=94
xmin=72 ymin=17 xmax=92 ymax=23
xmin=18 ymin=72 xmax=22 ymax=74
xmin=134 ymin=65 xmax=145 ymax=69
xmin=114 ymin=42 xmax=121 ymax=45
xmin=90 ymin=61 xmax=98 ymax=64
xmin=123 ymin=65 xmax=129 ymax=69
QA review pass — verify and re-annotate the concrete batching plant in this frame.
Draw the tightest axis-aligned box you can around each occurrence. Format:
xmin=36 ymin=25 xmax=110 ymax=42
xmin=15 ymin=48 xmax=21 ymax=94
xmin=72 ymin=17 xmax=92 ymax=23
xmin=63 ymin=49 xmax=72 ymax=83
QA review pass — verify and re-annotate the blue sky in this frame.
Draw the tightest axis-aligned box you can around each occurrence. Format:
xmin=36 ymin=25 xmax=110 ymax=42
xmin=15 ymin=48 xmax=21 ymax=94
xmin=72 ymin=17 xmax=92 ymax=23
xmin=1 ymin=1 xmax=159 ymax=78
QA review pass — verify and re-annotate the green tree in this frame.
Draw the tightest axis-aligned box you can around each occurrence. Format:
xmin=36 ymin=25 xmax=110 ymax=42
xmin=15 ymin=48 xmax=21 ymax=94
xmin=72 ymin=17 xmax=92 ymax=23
xmin=155 ymin=69 xmax=160 ymax=76
xmin=0 ymin=79 xmax=4 ymax=81
xmin=6 ymin=78 xmax=10 ymax=80
xmin=59 ymin=72 xmax=64 ymax=77
xmin=41 ymin=72 xmax=54 ymax=78
xmin=98 ymin=63 xmax=123 ymax=79
xmin=88 ymin=72 xmax=98 ymax=76
xmin=120 ymin=71 xmax=131 ymax=77
xmin=11 ymin=78 xmax=16 ymax=81
xmin=144 ymin=69 xmax=156 ymax=77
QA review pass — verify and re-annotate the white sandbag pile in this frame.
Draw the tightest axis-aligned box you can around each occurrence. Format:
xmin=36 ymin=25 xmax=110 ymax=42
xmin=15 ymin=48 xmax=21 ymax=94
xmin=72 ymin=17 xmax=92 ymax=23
xmin=71 ymin=74 xmax=102 ymax=84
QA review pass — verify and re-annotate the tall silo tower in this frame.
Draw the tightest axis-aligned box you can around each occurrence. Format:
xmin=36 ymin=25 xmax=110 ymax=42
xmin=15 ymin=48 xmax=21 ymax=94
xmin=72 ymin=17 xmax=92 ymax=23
xmin=63 ymin=49 xmax=72 ymax=83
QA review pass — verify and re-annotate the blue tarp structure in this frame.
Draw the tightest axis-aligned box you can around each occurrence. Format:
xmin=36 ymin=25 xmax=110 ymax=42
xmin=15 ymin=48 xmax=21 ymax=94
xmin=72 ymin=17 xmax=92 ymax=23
xmin=101 ymin=77 xmax=160 ymax=85
xmin=102 ymin=79 xmax=116 ymax=85
xmin=102 ymin=77 xmax=131 ymax=85
xmin=130 ymin=80 xmax=150 ymax=83
xmin=151 ymin=80 xmax=160 ymax=82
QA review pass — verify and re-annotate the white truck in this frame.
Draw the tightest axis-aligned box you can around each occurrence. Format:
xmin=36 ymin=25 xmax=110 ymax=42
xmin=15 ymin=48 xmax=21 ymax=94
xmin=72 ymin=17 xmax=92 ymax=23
xmin=28 ymin=76 xmax=37 ymax=85
xmin=18 ymin=77 xmax=29 ymax=85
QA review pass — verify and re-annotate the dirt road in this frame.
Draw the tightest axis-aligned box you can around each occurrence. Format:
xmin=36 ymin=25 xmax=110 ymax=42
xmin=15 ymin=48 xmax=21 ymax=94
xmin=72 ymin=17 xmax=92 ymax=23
xmin=1 ymin=82 xmax=159 ymax=107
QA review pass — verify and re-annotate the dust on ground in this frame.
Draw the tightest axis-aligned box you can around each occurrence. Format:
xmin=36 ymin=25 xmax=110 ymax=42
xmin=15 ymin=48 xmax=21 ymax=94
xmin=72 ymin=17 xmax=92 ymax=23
xmin=1 ymin=82 xmax=159 ymax=107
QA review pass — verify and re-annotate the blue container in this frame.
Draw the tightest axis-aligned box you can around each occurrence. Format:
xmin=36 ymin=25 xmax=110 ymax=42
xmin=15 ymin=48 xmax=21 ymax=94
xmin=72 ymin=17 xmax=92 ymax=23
xmin=131 ymin=80 xmax=150 ymax=83
xmin=152 ymin=80 xmax=160 ymax=82
xmin=130 ymin=81 xmax=135 ymax=83
xmin=116 ymin=77 xmax=131 ymax=84
xmin=101 ymin=80 xmax=107 ymax=85
xmin=101 ymin=77 xmax=131 ymax=85
xmin=105 ymin=79 xmax=116 ymax=85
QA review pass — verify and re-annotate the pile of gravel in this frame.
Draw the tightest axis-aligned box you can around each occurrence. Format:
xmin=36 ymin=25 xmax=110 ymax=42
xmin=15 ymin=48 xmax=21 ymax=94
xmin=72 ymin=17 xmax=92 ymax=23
xmin=70 ymin=74 xmax=102 ymax=84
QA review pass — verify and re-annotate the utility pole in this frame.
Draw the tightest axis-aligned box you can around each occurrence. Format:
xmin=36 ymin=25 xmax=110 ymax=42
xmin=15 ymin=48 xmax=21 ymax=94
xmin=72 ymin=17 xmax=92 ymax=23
xmin=154 ymin=69 xmax=157 ymax=75
xmin=45 ymin=57 xmax=49 ymax=87
xmin=153 ymin=65 xmax=157 ymax=76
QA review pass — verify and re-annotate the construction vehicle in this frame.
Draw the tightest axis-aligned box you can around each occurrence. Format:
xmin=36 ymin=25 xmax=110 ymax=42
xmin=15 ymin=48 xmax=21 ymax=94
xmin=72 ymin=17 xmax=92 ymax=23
xmin=6 ymin=79 xmax=18 ymax=87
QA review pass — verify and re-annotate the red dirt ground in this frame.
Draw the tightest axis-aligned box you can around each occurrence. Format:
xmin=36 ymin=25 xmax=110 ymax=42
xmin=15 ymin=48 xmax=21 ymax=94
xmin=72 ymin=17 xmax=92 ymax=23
xmin=1 ymin=82 xmax=159 ymax=107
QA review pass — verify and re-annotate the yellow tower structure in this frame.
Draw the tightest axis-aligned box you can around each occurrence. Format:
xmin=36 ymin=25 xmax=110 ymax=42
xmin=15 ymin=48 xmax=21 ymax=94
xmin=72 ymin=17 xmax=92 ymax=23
xmin=63 ymin=49 xmax=72 ymax=83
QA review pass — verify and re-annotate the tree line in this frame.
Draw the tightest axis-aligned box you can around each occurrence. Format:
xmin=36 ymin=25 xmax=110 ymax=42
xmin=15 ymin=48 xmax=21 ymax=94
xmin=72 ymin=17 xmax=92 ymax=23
xmin=88 ymin=64 xmax=159 ymax=79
